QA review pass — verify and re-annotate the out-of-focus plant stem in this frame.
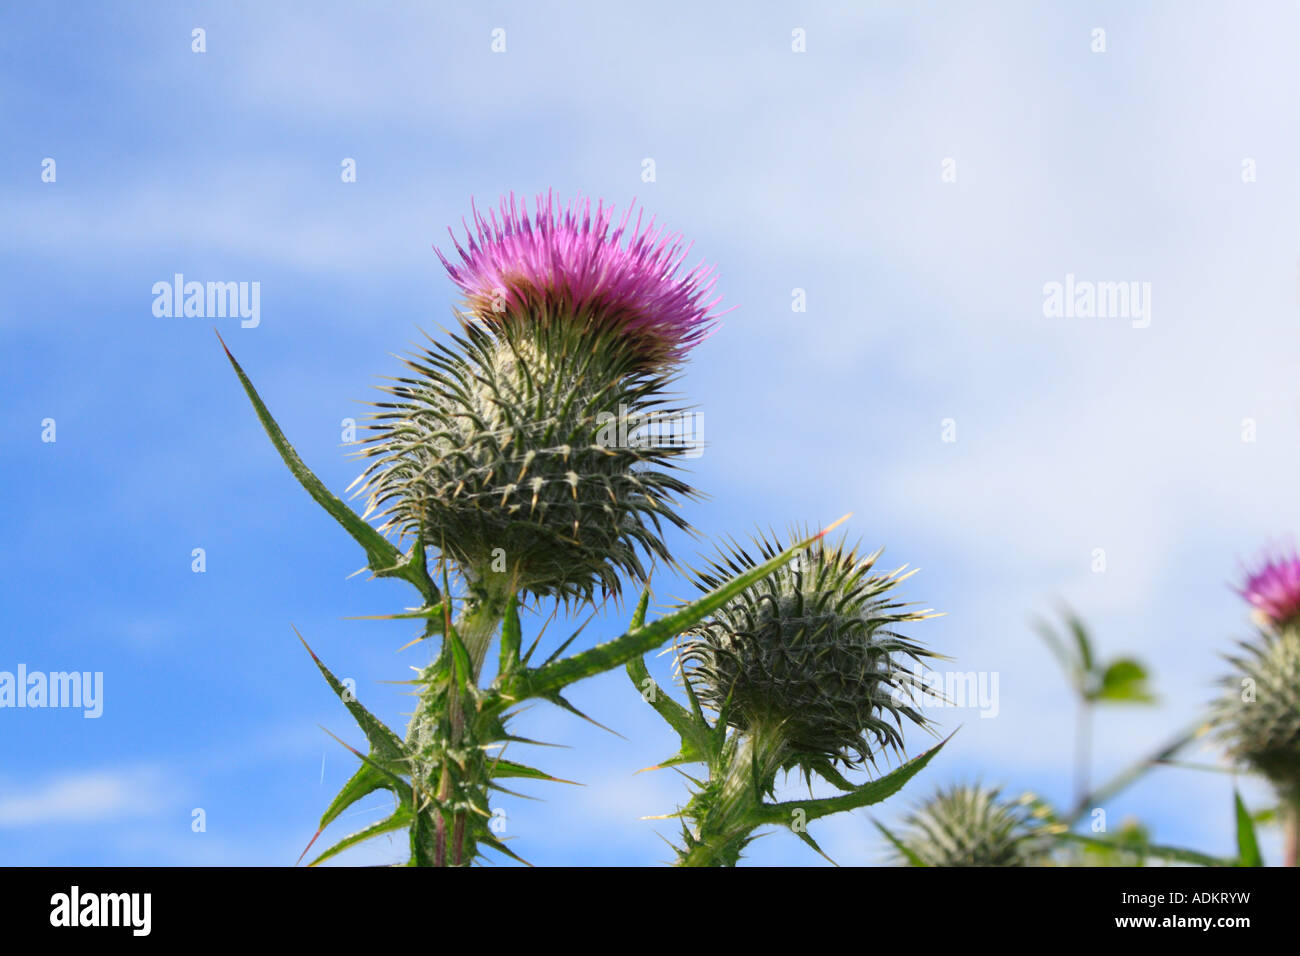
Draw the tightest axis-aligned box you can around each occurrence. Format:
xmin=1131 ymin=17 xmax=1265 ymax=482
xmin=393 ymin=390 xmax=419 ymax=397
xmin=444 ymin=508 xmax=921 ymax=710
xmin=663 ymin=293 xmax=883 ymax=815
xmin=1285 ymin=796 xmax=1300 ymax=867
xmin=1065 ymin=719 xmax=1209 ymax=827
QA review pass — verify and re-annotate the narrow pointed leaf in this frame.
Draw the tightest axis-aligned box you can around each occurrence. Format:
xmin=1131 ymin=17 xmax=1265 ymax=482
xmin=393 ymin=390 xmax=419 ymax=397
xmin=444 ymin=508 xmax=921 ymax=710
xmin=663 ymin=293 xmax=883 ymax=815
xmin=753 ymin=732 xmax=952 ymax=825
xmin=791 ymin=826 xmax=837 ymax=865
xmin=499 ymin=595 xmax=522 ymax=676
xmin=626 ymin=654 xmax=709 ymax=761
xmin=1061 ymin=832 xmax=1230 ymax=867
xmin=307 ymin=807 xmax=412 ymax=867
xmin=488 ymin=757 xmax=580 ymax=786
xmin=220 ymin=334 xmax=438 ymax=605
xmin=1234 ymin=791 xmax=1263 ymax=866
xmin=297 ymin=628 xmax=405 ymax=760
xmin=518 ymin=519 xmax=849 ymax=701
xmin=545 ymin=692 xmax=625 ymax=738
xmin=872 ymin=819 xmax=927 ymax=866
xmin=317 ymin=763 xmax=393 ymax=832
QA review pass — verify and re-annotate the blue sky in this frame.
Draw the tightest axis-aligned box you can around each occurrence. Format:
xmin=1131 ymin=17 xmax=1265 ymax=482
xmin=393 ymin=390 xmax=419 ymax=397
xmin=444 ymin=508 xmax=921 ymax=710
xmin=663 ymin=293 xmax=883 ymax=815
xmin=3 ymin=0 xmax=1299 ymax=866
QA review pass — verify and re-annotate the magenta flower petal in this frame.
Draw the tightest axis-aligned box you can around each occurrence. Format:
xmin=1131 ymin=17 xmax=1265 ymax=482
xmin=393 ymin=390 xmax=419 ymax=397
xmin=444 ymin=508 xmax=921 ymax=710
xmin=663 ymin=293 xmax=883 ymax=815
xmin=1240 ymin=547 xmax=1300 ymax=628
xmin=435 ymin=191 xmax=726 ymax=365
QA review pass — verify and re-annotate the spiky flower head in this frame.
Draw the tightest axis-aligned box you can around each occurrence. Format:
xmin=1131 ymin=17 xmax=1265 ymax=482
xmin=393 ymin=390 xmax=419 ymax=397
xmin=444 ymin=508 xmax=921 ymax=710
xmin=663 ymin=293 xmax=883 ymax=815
xmin=891 ymin=784 xmax=1045 ymax=867
xmin=435 ymin=191 xmax=724 ymax=368
xmin=677 ymin=529 xmax=939 ymax=773
xmin=1215 ymin=626 xmax=1300 ymax=798
xmin=352 ymin=320 xmax=696 ymax=604
xmin=1239 ymin=547 xmax=1300 ymax=630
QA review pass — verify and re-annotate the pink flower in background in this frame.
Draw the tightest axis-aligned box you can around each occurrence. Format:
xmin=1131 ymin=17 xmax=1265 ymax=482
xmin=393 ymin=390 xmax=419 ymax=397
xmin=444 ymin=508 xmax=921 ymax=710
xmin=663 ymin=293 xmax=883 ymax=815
xmin=1240 ymin=548 xmax=1300 ymax=628
xmin=435 ymin=191 xmax=725 ymax=365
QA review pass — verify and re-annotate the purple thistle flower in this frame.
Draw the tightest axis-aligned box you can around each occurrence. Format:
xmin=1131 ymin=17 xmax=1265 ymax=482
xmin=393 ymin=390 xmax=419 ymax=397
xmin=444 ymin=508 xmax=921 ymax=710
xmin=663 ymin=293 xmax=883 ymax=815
xmin=1240 ymin=547 xmax=1300 ymax=629
xmin=435 ymin=191 xmax=725 ymax=365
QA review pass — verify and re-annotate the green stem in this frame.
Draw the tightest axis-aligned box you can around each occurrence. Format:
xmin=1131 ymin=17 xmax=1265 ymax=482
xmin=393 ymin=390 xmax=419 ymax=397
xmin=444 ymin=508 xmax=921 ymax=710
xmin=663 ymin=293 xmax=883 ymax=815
xmin=679 ymin=721 xmax=787 ymax=867
xmin=402 ymin=588 xmax=506 ymax=867
xmin=1074 ymin=701 xmax=1091 ymax=809
xmin=1285 ymin=795 xmax=1300 ymax=867
xmin=1064 ymin=719 xmax=1206 ymax=827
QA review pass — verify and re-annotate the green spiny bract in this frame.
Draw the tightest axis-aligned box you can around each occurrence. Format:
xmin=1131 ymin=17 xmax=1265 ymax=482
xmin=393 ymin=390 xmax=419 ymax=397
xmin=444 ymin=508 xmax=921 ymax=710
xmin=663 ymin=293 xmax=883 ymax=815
xmin=891 ymin=784 xmax=1044 ymax=867
xmin=678 ymin=529 xmax=939 ymax=775
xmin=1215 ymin=626 xmax=1300 ymax=799
xmin=351 ymin=318 xmax=697 ymax=605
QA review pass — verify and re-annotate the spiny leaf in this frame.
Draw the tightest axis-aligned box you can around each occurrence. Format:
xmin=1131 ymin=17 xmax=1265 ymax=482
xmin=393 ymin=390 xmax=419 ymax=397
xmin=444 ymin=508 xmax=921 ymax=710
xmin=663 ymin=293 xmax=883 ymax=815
xmin=872 ymin=818 xmax=927 ymax=866
xmin=297 ymin=628 xmax=405 ymax=761
xmin=319 ymin=726 xmax=413 ymax=800
xmin=315 ymin=764 xmax=394 ymax=834
xmin=1234 ymin=791 xmax=1263 ymax=866
xmin=517 ymin=518 xmax=850 ymax=701
xmin=344 ymin=603 xmax=445 ymax=622
xmin=626 ymin=654 xmax=709 ymax=762
xmin=499 ymin=595 xmax=522 ymax=676
xmin=1060 ymin=832 xmax=1231 ymax=867
xmin=220 ymin=333 xmax=438 ymax=606
xmin=446 ymin=622 xmax=472 ymax=696
xmin=488 ymin=757 xmax=580 ymax=786
xmin=479 ymin=831 xmax=532 ymax=866
xmin=753 ymin=732 xmax=952 ymax=825
xmin=306 ymin=807 xmax=412 ymax=867
xmin=790 ymin=826 xmax=837 ymax=865
xmin=629 ymin=585 xmax=651 ymax=630
xmin=544 ymin=691 xmax=625 ymax=738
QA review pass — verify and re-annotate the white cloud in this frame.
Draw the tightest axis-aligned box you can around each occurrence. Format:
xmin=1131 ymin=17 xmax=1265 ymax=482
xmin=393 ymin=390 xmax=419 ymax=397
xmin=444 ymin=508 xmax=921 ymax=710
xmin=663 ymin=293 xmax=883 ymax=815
xmin=0 ymin=767 xmax=170 ymax=827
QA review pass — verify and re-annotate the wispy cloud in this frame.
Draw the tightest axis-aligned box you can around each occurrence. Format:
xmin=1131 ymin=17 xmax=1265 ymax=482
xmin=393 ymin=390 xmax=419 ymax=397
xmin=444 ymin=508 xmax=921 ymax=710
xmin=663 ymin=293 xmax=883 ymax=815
xmin=0 ymin=767 xmax=172 ymax=828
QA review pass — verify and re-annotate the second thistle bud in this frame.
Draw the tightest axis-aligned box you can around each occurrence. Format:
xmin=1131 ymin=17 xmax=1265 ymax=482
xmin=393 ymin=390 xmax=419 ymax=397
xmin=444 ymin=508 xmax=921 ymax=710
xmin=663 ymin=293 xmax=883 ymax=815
xmin=891 ymin=784 xmax=1046 ymax=867
xmin=678 ymin=530 xmax=939 ymax=773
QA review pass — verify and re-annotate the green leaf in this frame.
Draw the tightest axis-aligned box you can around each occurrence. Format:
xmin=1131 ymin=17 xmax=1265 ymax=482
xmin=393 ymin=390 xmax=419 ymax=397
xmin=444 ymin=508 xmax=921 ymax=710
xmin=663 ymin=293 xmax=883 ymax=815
xmin=317 ymin=764 xmax=393 ymax=831
xmin=629 ymin=586 xmax=652 ymax=630
xmin=1095 ymin=657 xmax=1156 ymax=704
xmin=542 ymin=691 xmax=623 ymax=737
xmin=446 ymin=622 xmax=472 ymax=696
xmin=519 ymin=520 xmax=847 ymax=701
xmin=220 ymin=335 xmax=438 ymax=606
xmin=790 ymin=826 xmax=837 ymax=865
xmin=753 ymin=732 xmax=952 ymax=825
xmin=1234 ymin=791 xmax=1263 ymax=866
xmin=1251 ymin=806 xmax=1280 ymax=826
xmin=319 ymin=726 xmax=412 ymax=798
xmin=499 ymin=595 xmax=522 ymax=676
xmin=297 ymin=628 xmax=405 ymax=761
xmin=487 ymin=757 xmax=579 ymax=786
xmin=1060 ymin=832 xmax=1231 ymax=867
xmin=307 ymin=807 xmax=412 ymax=867
xmin=872 ymin=818 xmax=928 ymax=866
xmin=1067 ymin=613 xmax=1094 ymax=675
xmin=626 ymin=654 xmax=709 ymax=763
xmin=1033 ymin=617 xmax=1075 ymax=676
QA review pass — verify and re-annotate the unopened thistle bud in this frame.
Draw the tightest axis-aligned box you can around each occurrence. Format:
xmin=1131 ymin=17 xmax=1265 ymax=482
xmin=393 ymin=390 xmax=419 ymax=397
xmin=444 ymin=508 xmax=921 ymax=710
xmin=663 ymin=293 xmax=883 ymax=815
xmin=1216 ymin=626 xmax=1300 ymax=799
xmin=892 ymin=784 xmax=1045 ymax=867
xmin=678 ymin=529 xmax=939 ymax=773
xmin=352 ymin=320 xmax=697 ymax=603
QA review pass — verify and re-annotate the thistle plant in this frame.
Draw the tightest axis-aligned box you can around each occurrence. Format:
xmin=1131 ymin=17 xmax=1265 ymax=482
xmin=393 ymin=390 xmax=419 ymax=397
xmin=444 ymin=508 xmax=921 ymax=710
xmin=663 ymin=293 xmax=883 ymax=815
xmin=629 ymin=529 xmax=949 ymax=865
xmin=223 ymin=191 xmax=945 ymax=867
xmin=882 ymin=784 xmax=1051 ymax=867
xmin=1215 ymin=549 xmax=1300 ymax=864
